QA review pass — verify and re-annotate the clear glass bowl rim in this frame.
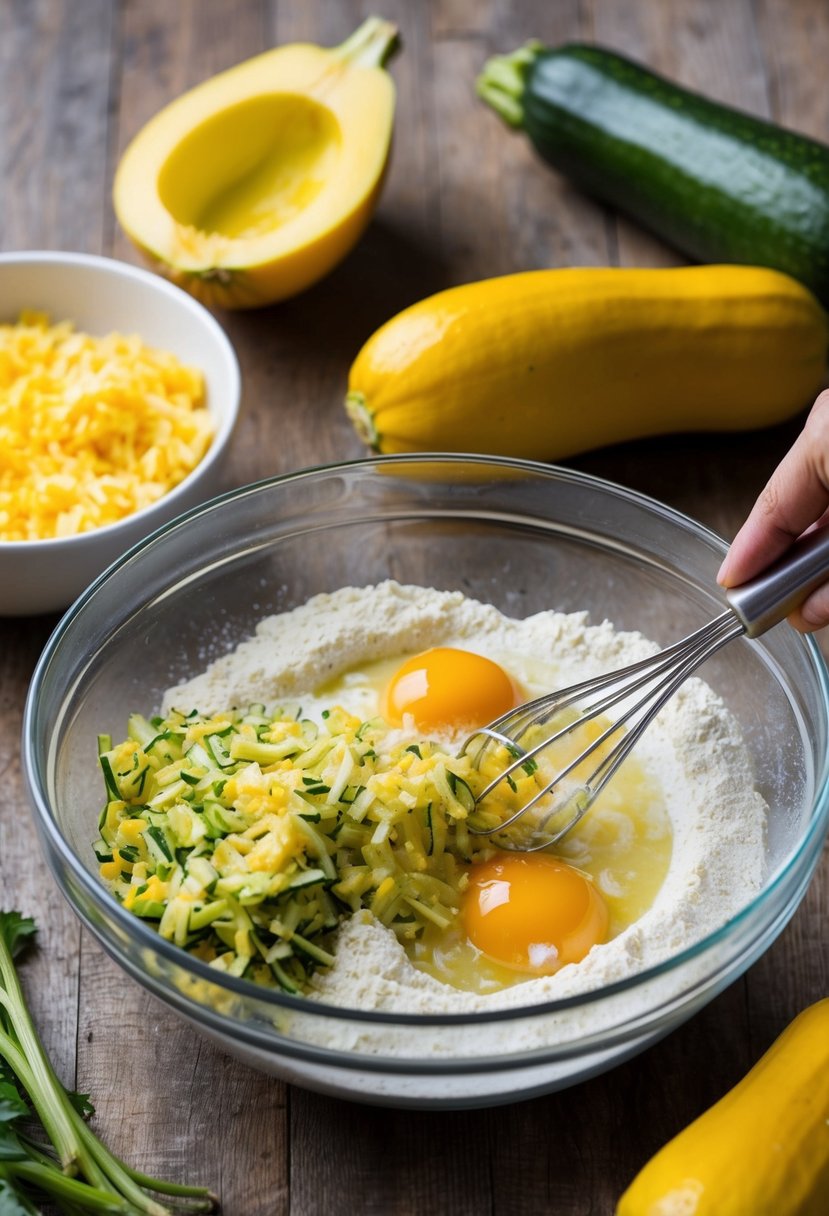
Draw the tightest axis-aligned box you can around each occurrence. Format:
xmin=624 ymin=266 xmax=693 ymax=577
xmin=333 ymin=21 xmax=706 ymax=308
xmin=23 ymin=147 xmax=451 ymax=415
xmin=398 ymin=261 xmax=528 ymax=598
xmin=22 ymin=453 xmax=829 ymax=1029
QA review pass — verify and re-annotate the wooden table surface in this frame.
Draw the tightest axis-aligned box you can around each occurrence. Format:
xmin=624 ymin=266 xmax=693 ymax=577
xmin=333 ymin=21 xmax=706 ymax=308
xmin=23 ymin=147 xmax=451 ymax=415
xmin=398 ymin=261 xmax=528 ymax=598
xmin=2 ymin=1 xmax=828 ymax=1213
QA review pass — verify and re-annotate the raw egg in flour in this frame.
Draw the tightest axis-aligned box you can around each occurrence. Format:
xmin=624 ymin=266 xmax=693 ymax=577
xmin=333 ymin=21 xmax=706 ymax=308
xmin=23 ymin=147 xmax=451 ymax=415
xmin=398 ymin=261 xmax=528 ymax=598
xmin=462 ymin=853 xmax=609 ymax=974
xmin=382 ymin=647 xmax=517 ymax=731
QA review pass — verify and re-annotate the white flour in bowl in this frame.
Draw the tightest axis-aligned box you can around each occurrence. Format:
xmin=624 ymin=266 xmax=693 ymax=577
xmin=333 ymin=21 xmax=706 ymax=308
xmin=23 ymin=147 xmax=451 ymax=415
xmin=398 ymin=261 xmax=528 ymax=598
xmin=165 ymin=580 xmax=767 ymax=1016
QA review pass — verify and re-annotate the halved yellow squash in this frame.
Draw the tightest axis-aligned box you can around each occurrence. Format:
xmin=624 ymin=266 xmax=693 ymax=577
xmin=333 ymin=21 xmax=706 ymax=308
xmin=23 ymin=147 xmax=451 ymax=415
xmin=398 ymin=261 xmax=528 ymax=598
xmin=113 ymin=18 xmax=399 ymax=309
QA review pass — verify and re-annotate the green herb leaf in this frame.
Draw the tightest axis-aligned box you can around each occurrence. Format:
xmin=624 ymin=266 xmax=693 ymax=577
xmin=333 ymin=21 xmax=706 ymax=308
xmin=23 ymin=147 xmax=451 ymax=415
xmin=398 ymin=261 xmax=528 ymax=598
xmin=0 ymin=1083 xmax=27 ymax=1123
xmin=0 ymin=914 xmax=36 ymax=962
xmin=0 ymin=1124 xmax=28 ymax=1163
xmin=66 ymin=1090 xmax=95 ymax=1119
xmin=0 ymin=1178 xmax=33 ymax=1216
xmin=0 ymin=906 xmax=217 ymax=1211
xmin=0 ymin=1084 xmax=29 ymax=1164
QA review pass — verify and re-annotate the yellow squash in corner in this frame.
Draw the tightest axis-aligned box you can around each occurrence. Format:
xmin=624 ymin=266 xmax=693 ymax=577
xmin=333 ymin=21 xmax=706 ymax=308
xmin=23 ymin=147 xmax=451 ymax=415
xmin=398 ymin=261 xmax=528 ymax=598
xmin=345 ymin=265 xmax=828 ymax=457
xmin=114 ymin=18 xmax=398 ymax=309
xmin=617 ymin=998 xmax=829 ymax=1216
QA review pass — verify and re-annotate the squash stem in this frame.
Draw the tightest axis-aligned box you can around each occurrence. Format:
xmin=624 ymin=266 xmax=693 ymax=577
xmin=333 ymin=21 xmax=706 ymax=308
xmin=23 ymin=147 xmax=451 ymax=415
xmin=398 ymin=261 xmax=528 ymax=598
xmin=333 ymin=16 xmax=400 ymax=70
xmin=476 ymin=42 xmax=542 ymax=127
xmin=345 ymin=391 xmax=380 ymax=450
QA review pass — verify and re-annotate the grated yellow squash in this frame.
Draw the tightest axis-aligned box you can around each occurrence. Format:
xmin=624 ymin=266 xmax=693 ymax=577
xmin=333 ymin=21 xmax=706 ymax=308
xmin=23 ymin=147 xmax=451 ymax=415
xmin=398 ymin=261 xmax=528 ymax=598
xmin=0 ymin=311 xmax=212 ymax=541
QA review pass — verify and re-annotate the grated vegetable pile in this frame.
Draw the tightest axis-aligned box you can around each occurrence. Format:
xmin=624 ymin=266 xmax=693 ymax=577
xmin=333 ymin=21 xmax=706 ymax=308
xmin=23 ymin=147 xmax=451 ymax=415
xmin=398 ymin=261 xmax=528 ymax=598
xmin=0 ymin=311 xmax=212 ymax=540
xmin=96 ymin=703 xmax=539 ymax=994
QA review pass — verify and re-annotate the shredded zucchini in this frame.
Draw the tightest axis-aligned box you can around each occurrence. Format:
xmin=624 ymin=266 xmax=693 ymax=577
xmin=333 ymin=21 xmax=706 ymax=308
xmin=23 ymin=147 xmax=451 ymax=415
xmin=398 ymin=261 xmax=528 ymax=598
xmin=95 ymin=703 xmax=541 ymax=993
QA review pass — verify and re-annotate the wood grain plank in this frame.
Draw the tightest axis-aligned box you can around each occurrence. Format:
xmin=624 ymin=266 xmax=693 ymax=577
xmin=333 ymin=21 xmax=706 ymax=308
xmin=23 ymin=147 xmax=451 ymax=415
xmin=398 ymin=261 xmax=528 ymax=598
xmin=746 ymin=854 xmax=829 ymax=1060
xmin=590 ymin=0 xmax=771 ymax=269
xmin=429 ymin=37 xmax=516 ymax=282
xmin=267 ymin=6 xmax=494 ymax=1213
xmin=0 ymin=0 xmax=116 ymax=1093
xmin=290 ymin=5 xmax=607 ymax=1214
xmin=572 ymin=0 xmax=795 ymax=545
xmin=742 ymin=0 xmax=829 ymax=1058
xmin=0 ymin=616 xmax=76 ymax=1082
xmin=574 ymin=3 xmax=829 ymax=1188
xmin=754 ymin=0 xmax=829 ymax=140
xmin=78 ymin=951 xmax=289 ymax=1215
xmin=435 ymin=1 xmax=612 ymax=279
xmin=1 ymin=4 xmax=826 ymax=1216
xmin=430 ymin=0 xmax=497 ymax=40
xmin=292 ymin=1098 xmax=496 ymax=1216
xmin=107 ymin=0 xmax=269 ymax=264
xmin=79 ymin=7 xmax=293 ymax=1214
xmin=235 ymin=0 xmax=448 ymax=487
xmin=0 ymin=0 xmax=114 ymax=254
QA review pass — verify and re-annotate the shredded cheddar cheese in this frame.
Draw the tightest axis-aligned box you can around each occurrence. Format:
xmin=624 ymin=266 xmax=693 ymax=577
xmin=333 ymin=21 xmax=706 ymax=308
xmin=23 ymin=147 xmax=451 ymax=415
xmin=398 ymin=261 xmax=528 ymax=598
xmin=0 ymin=311 xmax=213 ymax=541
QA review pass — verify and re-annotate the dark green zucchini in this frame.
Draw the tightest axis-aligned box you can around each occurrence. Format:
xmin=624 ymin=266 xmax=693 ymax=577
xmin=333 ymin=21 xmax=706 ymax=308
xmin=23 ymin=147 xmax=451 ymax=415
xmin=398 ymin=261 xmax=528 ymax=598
xmin=477 ymin=42 xmax=829 ymax=305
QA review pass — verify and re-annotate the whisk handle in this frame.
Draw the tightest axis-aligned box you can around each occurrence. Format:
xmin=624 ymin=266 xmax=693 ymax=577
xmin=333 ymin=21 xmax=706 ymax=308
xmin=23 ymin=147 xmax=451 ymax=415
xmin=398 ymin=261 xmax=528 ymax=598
xmin=726 ymin=525 xmax=829 ymax=637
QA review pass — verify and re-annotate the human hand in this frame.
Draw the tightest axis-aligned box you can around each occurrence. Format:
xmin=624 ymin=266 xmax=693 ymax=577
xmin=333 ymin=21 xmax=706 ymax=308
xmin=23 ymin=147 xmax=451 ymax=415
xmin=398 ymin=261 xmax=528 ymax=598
xmin=718 ymin=388 xmax=829 ymax=632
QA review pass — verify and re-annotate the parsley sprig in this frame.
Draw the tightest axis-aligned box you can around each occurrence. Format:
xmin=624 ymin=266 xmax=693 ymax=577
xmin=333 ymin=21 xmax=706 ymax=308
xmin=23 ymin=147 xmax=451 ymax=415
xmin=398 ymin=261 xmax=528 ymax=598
xmin=0 ymin=911 xmax=219 ymax=1215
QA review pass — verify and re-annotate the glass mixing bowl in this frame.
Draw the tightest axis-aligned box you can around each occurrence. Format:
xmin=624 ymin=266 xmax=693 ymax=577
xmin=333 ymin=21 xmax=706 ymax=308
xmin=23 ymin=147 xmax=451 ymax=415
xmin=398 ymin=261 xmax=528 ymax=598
xmin=23 ymin=456 xmax=829 ymax=1109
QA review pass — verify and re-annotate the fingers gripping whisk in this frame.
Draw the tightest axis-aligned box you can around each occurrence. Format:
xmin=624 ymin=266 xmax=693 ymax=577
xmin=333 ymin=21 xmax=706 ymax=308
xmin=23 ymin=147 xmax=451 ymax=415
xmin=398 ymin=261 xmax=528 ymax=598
xmin=460 ymin=610 xmax=745 ymax=851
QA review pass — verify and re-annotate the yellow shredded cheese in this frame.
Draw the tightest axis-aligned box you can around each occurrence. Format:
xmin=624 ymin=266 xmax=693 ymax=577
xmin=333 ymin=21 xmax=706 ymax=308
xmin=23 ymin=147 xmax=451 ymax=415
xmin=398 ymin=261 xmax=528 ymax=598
xmin=0 ymin=310 xmax=213 ymax=541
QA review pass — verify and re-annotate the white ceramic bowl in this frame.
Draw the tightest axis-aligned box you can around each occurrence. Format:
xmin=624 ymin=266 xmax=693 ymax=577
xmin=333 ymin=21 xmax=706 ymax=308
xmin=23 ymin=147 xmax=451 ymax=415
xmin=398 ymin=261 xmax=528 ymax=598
xmin=0 ymin=251 xmax=240 ymax=615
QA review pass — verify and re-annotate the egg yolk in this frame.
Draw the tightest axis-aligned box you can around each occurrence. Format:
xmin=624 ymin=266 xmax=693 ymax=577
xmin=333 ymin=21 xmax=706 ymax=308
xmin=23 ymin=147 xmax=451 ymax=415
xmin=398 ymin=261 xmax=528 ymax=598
xmin=382 ymin=647 xmax=517 ymax=731
xmin=461 ymin=853 xmax=609 ymax=975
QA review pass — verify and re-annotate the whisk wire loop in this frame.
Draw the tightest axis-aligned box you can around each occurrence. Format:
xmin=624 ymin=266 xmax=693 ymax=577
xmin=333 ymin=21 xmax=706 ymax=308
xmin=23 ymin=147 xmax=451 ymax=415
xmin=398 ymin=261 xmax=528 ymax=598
xmin=462 ymin=609 xmax=745 ymax=849
xmin=461 ymin=526 xmax=829 ymax=850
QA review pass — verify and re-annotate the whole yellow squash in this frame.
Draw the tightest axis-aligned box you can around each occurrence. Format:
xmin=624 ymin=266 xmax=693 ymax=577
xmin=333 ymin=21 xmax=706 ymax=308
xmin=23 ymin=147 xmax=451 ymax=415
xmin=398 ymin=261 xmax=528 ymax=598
xmin=345 ymin=265 xmax=828 ymax=458
xmin=616 ymin=997 xmax=829 ymax=1216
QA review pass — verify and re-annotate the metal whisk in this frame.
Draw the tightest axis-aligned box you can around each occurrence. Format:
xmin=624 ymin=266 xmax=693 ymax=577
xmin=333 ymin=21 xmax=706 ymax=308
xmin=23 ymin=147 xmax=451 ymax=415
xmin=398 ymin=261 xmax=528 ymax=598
xmin=461 ymin=526 xmax=829 ymax=852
